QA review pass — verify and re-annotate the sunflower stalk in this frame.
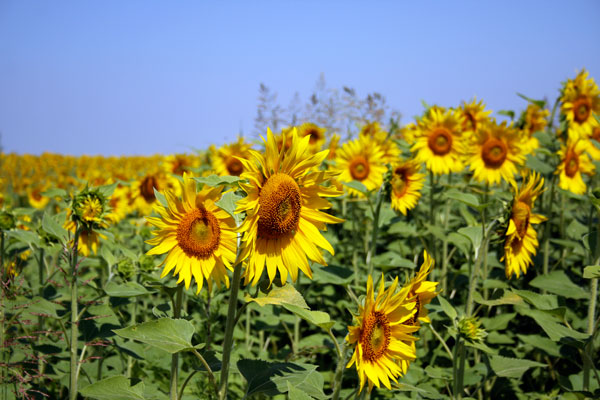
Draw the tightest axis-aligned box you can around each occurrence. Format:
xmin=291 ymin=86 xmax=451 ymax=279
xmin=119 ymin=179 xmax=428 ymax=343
xmin=583 ymin=213 xmax=600 ymax=391
xmin=331 ymin=341 xmax=348 ymax=400
xmin=366 ymin=184 xmax=385 ymax=276
xmin=442 ymin=173 xmax=452 ymax=293
xmin=218 ymin=255 xmax=243 ymax=400
xmin=170 ymin=284 xmax=184 ymax=400
xmin=69 ymin=226 xmax=81 ymax=400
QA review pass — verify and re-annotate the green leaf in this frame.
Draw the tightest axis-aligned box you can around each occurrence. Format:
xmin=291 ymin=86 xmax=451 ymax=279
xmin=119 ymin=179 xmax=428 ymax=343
xmin=100 ymin=246 xmax=117 ymax=267
xmin=447 ymin=232 xmax=471 ymax=257
xmin=311 ymin=264 xmax=353 ymax=285
xmin=245 ymin=284 xmax=309 ymax=309
xmin=105 ymin=281 xmax=153 ymax=298
xmin=153 ymin=189 xmax=168 ymax=208
xmin=584 ymin=265 xmax=600 ymax=279
xmin=113 ymin=318 xmax=194 ymax=353
xmin=497 ymin=110 xmax=515 ymax=120
xmin=482 ymin=313 xmax=516 ymax=331
xmin=529 ymin=271 xmax=588 ymax=299
xmin=283 ymin=304 xmax=334 ymax=331
xmin=79 ymin=375 xmax=144 ymax=400
xmin=42 ymin=212 xmax=68 ymax=243
xmin=98 ymin=182 xmax=118 ymax=198
xmin=517 ymin=307 xmax=589 ymax=341
xmin=8 ymin=229 xmax=41 ymax=247
xmin=27 ymin=297 xmax=64 ymax=318
xmin=42 ymin=187 xmax=68 ymax=199
xmin=525 ymin=154 xmax=554 ymax=175
xmin=342 ymin=180 xmax=368 ymax=195
xmin=215 ymin=190 xmax=242 ymax=220
xmin=473 ymin=290 xmax=524 ymax=307
xmin=237 ymin=359 xmax=326 ymax=399
xmin=194 ymin=175 xmax=241 ymax=187
xmin=512 ymin=289 xmax=559 ymax=310
xmin=457 ymin=226 xmax=482 ymax=252
xmin=516 ymin=334 xmax=560 ymax=357
xmin=443 ymin=189 xmax=480 ymax=208
xmin=437 ymin=296 xmax=457 ymax=320
xmin=517 ymin=92 xmax=546 ymax=109
xmin=489 ymin=355 xmax=545 ymax=379
xmin=287 ymin=381 xmax=314 ymax=400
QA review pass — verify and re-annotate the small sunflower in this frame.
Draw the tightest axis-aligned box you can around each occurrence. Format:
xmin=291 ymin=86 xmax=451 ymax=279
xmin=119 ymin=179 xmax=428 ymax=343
xmin=326 ymin=133 xmax=341 ymax=161
xmin=212 ymin=137 xmax=253 ymax=177
xmin=359 ymin=122 xmax=400 ymax=165
xmin=519 ymin=103 xmax=550 ymax=154
xmin=458 ymin=98 xmax=492 ymax=132
xmin=556 ymin=139 xmax=596 ymax=195
xmin=235 ymin=128 xmax=343 ymax=286
xmin=106 ymin=185 xmax=131 ymax=224
xmin=65 ymin=189 xmax=109 ymax=256
xmin=145 ymin=172 xmax=237 ymax=293
xmin=163 ymin=154 xmax=195 ymax=176
xmin=131 ymin=172 xmax=170 ymax=215
xmin=502 ymin=172 xmax=546 ymax=279
xmin=27 ymin=185 xmax=50 ymax=209
xmin=560 ymin=69 xmax=600 ymax=134
xmin=466 ymin=120 xmax=526 ymax=186
xmin=411 ymin=108 xmax=466 ymax=175
xmin=405 ymin=251 xmax=440 ymax=325
xmin=389 ymin=159 xmax=425 ymax=215
xmin=346 ymin=274 xmax=419 ymax=392
xmin=297 ymin=122 xmax=327 ymax=153
xmin=335 ymin=135 xmax=387 ymax=197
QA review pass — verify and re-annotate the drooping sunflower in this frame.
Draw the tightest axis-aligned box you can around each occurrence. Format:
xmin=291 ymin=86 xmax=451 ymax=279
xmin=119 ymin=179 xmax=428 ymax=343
xmin=411 ymin=107 xmax=466 ymax=175
xmin=297 ymin=122 xmax=327 ymax=153
xmin=556 ymin=139 xmax=596 ymax=195
xmin=389 ymin=159 xmax=425 ymax=215
xmin=560 ymin=69 xmax=600 ymax=134
xmin=466 ymin=119 xmax=526 ymax=186
xmin=346 ymin=274 xmax=419 ymax=392
xmin=235 ymin=128 xmax=343 ymax=286
xmin=335 ymin=135 xmax=387 ymax=197
xmin=458 ymin=98 xmax=492 ymax=133
xmin=519 ymin=103 xmax=550 ymax=155
xmin=146 ymin=172 xmax=237 ymax=293
xmin=404 ymin=251 xmax=440 ymax=325
xmin=502 ymin=172 xmax=546 ymax=279
xmin=212 ymin=137 xmax=253 ymax=177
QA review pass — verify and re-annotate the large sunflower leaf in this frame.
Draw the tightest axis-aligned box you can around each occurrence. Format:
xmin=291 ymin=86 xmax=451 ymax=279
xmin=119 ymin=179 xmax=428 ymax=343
xmin=282 ymin=304 xmax=334 ymax=330
xmin=79 ymin=375 xmax=144 ymax=400
xmin=489 ymin=355 xmax=545 ymax=379
xmin=113 ymin=318 xmax=194 ymax=353
xmin=529 ymin=270 xmax=588 ymax=299
xmin=194 ymin=175 xmax=241 ymax=187
xmin=104 ymin=281 xmax=154 ymax=298
xmin=245 ymin=284 xmax=309 ymax=309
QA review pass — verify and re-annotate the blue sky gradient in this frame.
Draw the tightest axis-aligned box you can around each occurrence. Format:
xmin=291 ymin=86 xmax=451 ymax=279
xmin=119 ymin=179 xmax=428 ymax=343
xmin=1 ymin=1 xmax=599 ymax=155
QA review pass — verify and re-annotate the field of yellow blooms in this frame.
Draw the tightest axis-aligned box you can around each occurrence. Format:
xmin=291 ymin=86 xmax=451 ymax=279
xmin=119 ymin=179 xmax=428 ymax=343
xmin=1 ymin=70 xmax=599 ymax=400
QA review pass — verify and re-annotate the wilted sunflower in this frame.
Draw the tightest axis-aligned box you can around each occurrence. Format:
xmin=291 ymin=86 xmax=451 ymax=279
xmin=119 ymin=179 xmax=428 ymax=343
xmin=560 ymin=69 xmax=600 ymax=134
xmin=502 ymin=172 xmax=546 ymax=279
xmin=556 ymin=139 xmax=595 ymax=195
xmin=297 ymin=122 xmax=327 ymax=153
xmin=411 ymin=108 xmax=466 ymax=175
xmin=346 ymin=274 xmax=419 ymax=392
xmin=336 ymin=135 xmax=387 ymax=197
xmin=146 ymin=172 xmax=237 ymax=293
xmin=212 ymin=137 xmax=253 ymax=177
xmin=389 ymin=159 xmax=425 ymax=215
xmin=235 ymin=128 xmax=343 ymax=286
xmin=458 ymin=98 xmax=492 ymax=132
xmin=466 ymin=120 xmax=526 ymax=185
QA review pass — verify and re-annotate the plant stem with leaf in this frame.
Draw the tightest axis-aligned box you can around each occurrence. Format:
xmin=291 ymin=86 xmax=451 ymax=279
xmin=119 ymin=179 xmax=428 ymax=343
xmin=70 ymin=227 xmax=81 ymax=400
xmin=366 ymin=184 xmax=384 ymax=276
xmin=170 ymin=284 xmax=184 ymax=400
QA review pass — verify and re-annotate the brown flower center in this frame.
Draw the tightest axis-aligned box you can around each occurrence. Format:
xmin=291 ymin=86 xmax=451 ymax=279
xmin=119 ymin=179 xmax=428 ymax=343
xmin=225 ymin=156 xmax=244 ymax=176
xmin=591 ymin=127 xmax=600 ymax=143
xmin=257 ymin=173 xmax=302 ymax=239
xmin=564 ymin=150 xmax=579 ymax=178
xmin=573 ymin=96 xmax=591 ymax=124
xmin=305 ymin=129 xmax=322 ymax=145
xmin=465 ymin=111 xmax=477 ymax=131
xmin=32 ymin=189 xmax=42 ymax=201
xmin=171 ymin=157 xmax=188 ymax=175
xmin=428 ymin=128 xmax=453 ymax=155
xmin=391 ymin=167 xmax=408 ymax=197
xmin=349 ymin=156 xmax=370 ymax=181
xmin=140 ymin=175 xmax=158 ymax=202
xmin=481 ymin=138 xmax=507 ymax=168
xmin=360 ymin=311 xmax=391 ymax=362
xmin=512 ymin=201 xmax=531 ymax=238
xmin=176 ymin=207 xmax=221 ymax=258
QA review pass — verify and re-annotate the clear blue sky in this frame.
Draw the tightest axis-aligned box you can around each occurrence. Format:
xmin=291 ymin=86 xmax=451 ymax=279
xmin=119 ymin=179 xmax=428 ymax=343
xmin=1 ymin=1 xmax=599 ymax=155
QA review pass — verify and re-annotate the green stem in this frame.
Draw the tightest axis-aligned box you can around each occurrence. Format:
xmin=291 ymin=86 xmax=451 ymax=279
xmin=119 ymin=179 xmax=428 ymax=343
xmin=429 ymin=171 xmax=436 ymax=253
xmin=482 ymin=184 xmax=489 ymax=300
xmin=442 ymin=174 xmax=452 ymax=294
xmin=543 ymin=174 xmax=557 ymax=280
xmin=466 ymin=220 xmax=498 ymax=317
xmin=429 ymin=323 xmax=453 ymax=360
xmin=366 ymin=184 xmax=384 ymax=277
xmin=455 ymin=339 xmax=466 ymax=399
xmin=1 ymin=230 xmax=5 ymax=400
xmin=170 ymin=284 xmax=184 ymax=400
xmin=70 ymin=227 xmax=81 ymax=400
xmin=191 ymin=348 xmax=219 ymax=399
xmin=331 ymin=343 xmax=348 ymax=400
xmin=583 ymin=277 xmax=598 ymax=391
xmin=219 ymin=257 xmax=243 ymax=400
xmin=38 ymin=248 xmax=45 ymax=380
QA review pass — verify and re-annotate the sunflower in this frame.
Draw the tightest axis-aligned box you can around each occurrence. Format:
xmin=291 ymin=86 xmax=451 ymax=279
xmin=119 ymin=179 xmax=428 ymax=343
xmin=27 ymin=185 xmax=50 ymax=209
xmin=212 ymin=137 xmax=253 ymax=177
xmin=131 ymin=172 xmax=171 ymax=215
xmin=235 ymin=128 xmax=343 ymax=286
xmin=411 ymin=108 xmax=466 ymax=175
xmin=335 ymin=135 xmax=387 ymax=197
xmin=326 ymin=133 xmax=341 ymax=161
xmin=587 ymin=126 xmax=600 ymax=160
xmin=389 ymin=159 xmax=425 ymax=215
xmin=519 ymin=103 xmax=549 ymax=154
xmin=458 ymin=98 xmax=492 ymax=132
xmin=466 ymin=119 xmax=526 ymax=186
xmin=560 ymin=69 xmax=600 ymax=134
xmin=556 ymin=139 xmax=596 ymax=195
xmin=346 ymin=274 xmax=419 ymax=392
xmin=145 ymin=172 xmax=237 ymax=293
xmin=501 ymin=172 xmax=546 ymax=279
xmin=65 ymin=189 xmax=109 ymax=256
xmin=297 ymin=122 xmax=327 ymax=153
xmin=106 ymin=185 xmax=131 ymax=224
xmin=163 ymin=154 xmax=195 ymax=176
xmin=360 ymin=121 xmax=400 ymax=164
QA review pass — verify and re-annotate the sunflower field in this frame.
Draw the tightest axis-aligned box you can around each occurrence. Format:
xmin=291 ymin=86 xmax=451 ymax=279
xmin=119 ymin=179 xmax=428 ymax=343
xmin=1 ymin=70 xmax=600 ymax=400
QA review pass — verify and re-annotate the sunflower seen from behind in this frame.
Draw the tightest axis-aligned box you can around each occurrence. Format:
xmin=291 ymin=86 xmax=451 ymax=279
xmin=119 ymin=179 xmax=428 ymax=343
xmin=335 ymin=135 xmax=387 ymax=197
xmin=411 ymin=107 xmax=466 ymax=175
xmin=518 ymin=103 xmax=549 ymax=155
xmin=556 ymin=139 xmax=595 ymax=195
xmin=389 ymin=159 xmax=425 ymax=215
xmin=145 ymin=172 xmax=237 ymax=293
xmin=466 ymin=119 xmax=526 ymax=186
xmin=502 ymin=172 xmax=546 ymax=279
xmin=235 ymin=128 xmax=343 ymax=286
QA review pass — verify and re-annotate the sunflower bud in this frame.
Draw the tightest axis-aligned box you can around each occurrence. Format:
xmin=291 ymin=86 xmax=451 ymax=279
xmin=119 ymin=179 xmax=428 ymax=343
xmin=458 ymin=316 xmax=487 ymax=342
xmin=71 ymin=188 xmax=107 ymax=229
xmin=138 ymin=254 xmax=155 ymax=273
xmin=0 ymin=210 xmax=16 ymax=231
xmin=117 ymin=258 xmax=135 ymax=280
